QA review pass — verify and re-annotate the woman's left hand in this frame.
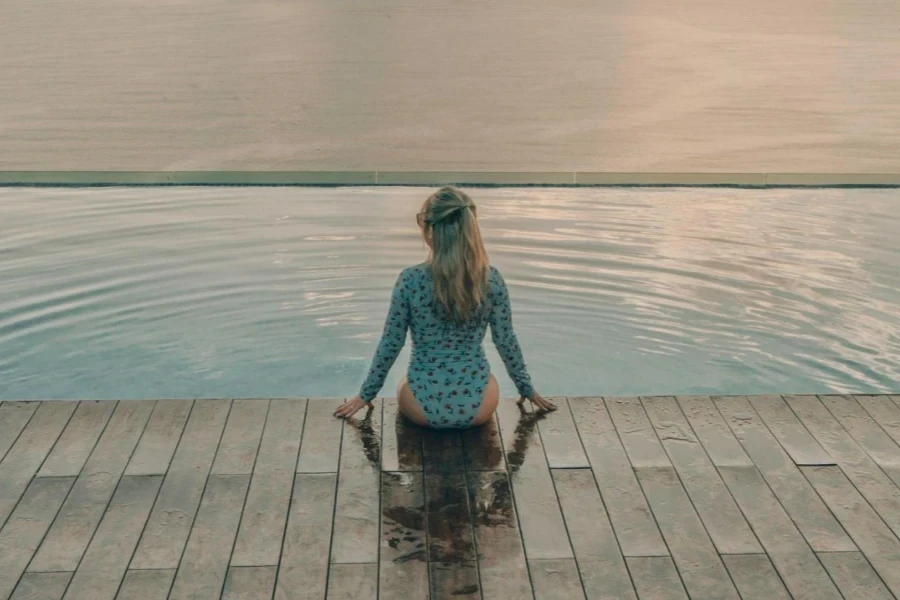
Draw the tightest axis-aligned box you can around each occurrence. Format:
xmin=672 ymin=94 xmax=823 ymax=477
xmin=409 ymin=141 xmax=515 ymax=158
xmin=334 ymin=395 xmax=369 ymax=419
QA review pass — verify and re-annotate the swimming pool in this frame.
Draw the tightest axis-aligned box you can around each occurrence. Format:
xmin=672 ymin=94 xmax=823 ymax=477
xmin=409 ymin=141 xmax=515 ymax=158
xmin=1 ymin=186 xmax=897 ymax=400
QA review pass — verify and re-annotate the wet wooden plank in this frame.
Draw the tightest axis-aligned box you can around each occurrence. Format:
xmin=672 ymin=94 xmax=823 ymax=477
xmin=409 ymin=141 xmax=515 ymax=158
xmin=422 ymin=429 xmax=466 ymax=475
xmin=642 ymin=396 xmax=760 ymax=554
xmin=425 ymin=473 xmax=477 ymax=562
xmin=296 ymin=399 xmax=343 ymax=473
xmin=211 ymin=399 xmax=268 ymax=475
xmin=605 ymin=397 xmax=670 ymax=467
xmin=429 ymin=562 xmax=480 ymax=599
xmin=821 ymin=395 xmax=900 ymax=469
xmin=222 ymin=566 xmax=276 ymax=600
xmin=382 ymin=399 xmax=423 ymax=472
xmin=0 ymin=401 xmax=77 ymax=526
xmin=0 ymin=402 xmax=38 ymax=463
xmin=0 ymin=477 xmax=74 ymax=600
xmin=529 ymin=558 xmax=586 ymax=600
xmin=786 ymin=394 xmax=900 ymax=538
xmin=330 ymin=402 xmax=381 ymax=564
xmin=636 ymin=467 xmax=740 ymax=600
xmin=495 ymin=399 xmax=573 ymax=559
xmin=675 ymin=396 xmax=753 ymax=467
xmin=275 ymin=473 xmax=336 ymax=599
xmin=625 ymin=556 xmax=689 ymax=600
xmin=10 ymin=572 xmax=73 ymax=600
xmin=29 ymin=401 xmax=155 ymax=573
xmin=715 ymin=396 xmax=855 ymax=551
xmin=462 ymin=414 xmax=505 ymax=471
xmin=126 ymin=399 xmax=193 ymax=476
xmin=62 ymin=475 xmax=163 ymax=600
xmin=802 ymin=466 xmax=900 ymax=597
xmin=115 ymin=569 xmax=175 ymax=600
xmin=568 ymin=398 xmax=666 ymax=556
xmin=467 ymin=471 xmax=532 ymax=600
xmin=721 ymin=554 xmax=791 ymax=600
xmin=818 ymin=552 xmax=893 ymax=600
xmin=718 ymin=466 xmax=843 ymax=600
xmin=231 ymin=399 xmax=307 ymax=566
xmin=327 ymin=563 xmax=378 ymax=600
xmin=130 ymin=399 xmax=230 ymax=569
xmin=749 ymin=395 xmax=834 ymax=465
xmin=380 ymin=472 xmax=429 ymax=600
xmin=553 ymin=469 xmax=636 ymax=600
xmin=38 ymin=401 xmax=116 ymax=477
xmin=167 ymin=474 xmax=251 ymax=600
xmin=535 ymin=399 xmax=589 ymax=468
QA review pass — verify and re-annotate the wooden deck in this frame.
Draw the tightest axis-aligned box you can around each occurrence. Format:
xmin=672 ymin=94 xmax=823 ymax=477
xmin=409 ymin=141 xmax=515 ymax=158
xmin=2 ymin=395 xmax=900 ymax=600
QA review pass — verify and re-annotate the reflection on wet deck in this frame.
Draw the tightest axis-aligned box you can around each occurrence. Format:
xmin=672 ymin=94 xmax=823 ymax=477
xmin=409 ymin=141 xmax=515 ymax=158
xmin=1 ymin=395 xmax=900 ymax=598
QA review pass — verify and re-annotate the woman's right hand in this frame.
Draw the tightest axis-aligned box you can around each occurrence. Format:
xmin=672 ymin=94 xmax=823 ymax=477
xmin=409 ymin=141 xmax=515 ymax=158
xmin=517 ymin=391 xmax=557 ymax=412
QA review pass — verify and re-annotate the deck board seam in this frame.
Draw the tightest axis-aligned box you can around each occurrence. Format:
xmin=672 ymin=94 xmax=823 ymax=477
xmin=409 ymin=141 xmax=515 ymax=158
xmin=323 ymin=407 xmax=347 ymax=595
xmin=0 ymin=402 xmax=39 ymax=465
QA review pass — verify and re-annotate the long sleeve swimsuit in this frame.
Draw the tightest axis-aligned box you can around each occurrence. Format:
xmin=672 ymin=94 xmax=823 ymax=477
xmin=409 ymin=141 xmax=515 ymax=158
xmin=359 ymin=263 xmax=533 ymax=428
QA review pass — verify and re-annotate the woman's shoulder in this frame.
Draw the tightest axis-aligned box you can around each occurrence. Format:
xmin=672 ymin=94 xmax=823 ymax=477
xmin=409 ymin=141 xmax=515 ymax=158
xmin=398 ymin=262 xmax=429 ymax=282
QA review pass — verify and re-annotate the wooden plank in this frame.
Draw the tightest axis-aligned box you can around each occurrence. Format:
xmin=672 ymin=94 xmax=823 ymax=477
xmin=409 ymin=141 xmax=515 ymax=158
xmin=10 ymin=573 xmax=73 ymax=600
xmin=167 ymin=474 xmax=251 ymax=600
xmin=749 ymin=395 xmax=834 ymax=465
xmin=381 ymin=398 xmax=423 ymax=472
xmin=130 ymin=399 xmax=230 ymax=569
xmin=425 ymin=473 xmax=477 ymax=563
xmin=801 ymin=465 xmax=900 ymax=597
xmin=786 ymin=394 xmax=900 ymax=538
xmin=231 ymin=399 xmax=307 ymax=566
xmin=422 ymin=429 xmax=466 ymax=475
xmin=62 ymin=475 xmax=163 ymax=600
xmin=0 ymin=401 xmax=77 ymax=527
xmin=296 ymin=399 xmax=343 ymax=473
xmin=625 ymin=556 xmax=689 ymax=600
xmin=636 ymin=467 xmax=739 ymax=600
xmin=331 ymin=401 xmax=381 ymax=564
xmin=429 ymin=562 xmax=480 ymax=599
xmin=222 ymin=566 xmax=276 ymax=600
xmin=29 ymin=401 xmax=155 ymax=572
xmin=211 ymin=399 xmax=268 ymax=475
xmin=821 ymin=395 xmax=900 ymax=468
xmin=275 ymin=473 xmax=336 ymax=600
xmin=126 ymin=399 xmax=193 ymax=476
xmin=552 ymin=469 xmax=636 ymax=600
xmin=0 ymin=477 xmax=74 ymax=600
xmin=675 ymin=396 xmax=753 ymax=467
xmin=495 ymin=399 xmax=572 ymax=559
xmin=467 ymin=471 xmax=532 ymax=600
xmin=529 ymin=558 xmax=586 ymax=600
xmin=721 ymin=555 xmax=791 ymax=600
xmin=605 ymin=397 xmax=670 ymax=467
xmin=0 ymin=402 xmax=38 ymax=463
xmin=717 ymin=466 xmax=843 ymax=600
xmin=568 ymin=398 xmax=666 ymax=556
xmin=715 ymin=396 xmax=855 ymax=551
xmin=818 ymin=552 xmax=893 ymax=600
xmin=534 ymin=399 xmax=589 ymax=468
xmin=380 ymin=472 xmax=429 ymax=600
xmin=115 ymin=570 xmax=175 ymax=600
xmin=327 ymin=563 xmax=378 ymax=600
xmin=642 ymin=396 xmax=760 ymax=554
xmin=462 ymin=414 xmax=505 ymax=471
xmin=37 ymin=401 xmax=116 ymax=477
xmin=856 ymin=395 xmax=900 ymax=446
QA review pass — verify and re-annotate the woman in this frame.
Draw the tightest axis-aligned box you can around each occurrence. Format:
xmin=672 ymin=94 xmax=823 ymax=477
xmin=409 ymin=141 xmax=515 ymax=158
xmin=334 ymin=186 xmax=555 ymax=427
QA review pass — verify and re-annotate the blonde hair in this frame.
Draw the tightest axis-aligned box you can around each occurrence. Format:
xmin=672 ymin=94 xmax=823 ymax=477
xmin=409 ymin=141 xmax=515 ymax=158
xmin=421 ymin=186 xmax=490 ymax=323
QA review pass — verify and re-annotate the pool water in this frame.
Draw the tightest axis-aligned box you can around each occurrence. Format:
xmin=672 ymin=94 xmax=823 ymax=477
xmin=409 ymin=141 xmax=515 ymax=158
xmin=1 ymin=186 xmax=898 ymax=400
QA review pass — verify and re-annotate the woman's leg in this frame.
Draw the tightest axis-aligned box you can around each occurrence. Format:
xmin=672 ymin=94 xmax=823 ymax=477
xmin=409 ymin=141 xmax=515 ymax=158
xmin=397 ymin=377 xmax=430 ymax=427
xmin=471 ymin=375 xmax=500 ymax=426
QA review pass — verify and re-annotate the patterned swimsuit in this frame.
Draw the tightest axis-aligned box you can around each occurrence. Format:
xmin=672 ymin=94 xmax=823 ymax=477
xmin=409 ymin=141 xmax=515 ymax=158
xmin=359 ymin=263 xmax=533 ymax=428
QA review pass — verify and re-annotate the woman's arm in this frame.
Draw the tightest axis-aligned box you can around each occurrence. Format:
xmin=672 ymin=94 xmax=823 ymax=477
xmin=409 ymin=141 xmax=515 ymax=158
xmin=489 ymin=269 xmax=535 ymax=399
xmin=358 ymin=271 xmax=410 ymax=402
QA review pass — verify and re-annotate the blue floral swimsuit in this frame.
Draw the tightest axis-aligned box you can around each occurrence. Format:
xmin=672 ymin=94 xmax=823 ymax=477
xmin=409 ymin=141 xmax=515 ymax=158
xmin=359 ymin=263 xmax=534 ymax=428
